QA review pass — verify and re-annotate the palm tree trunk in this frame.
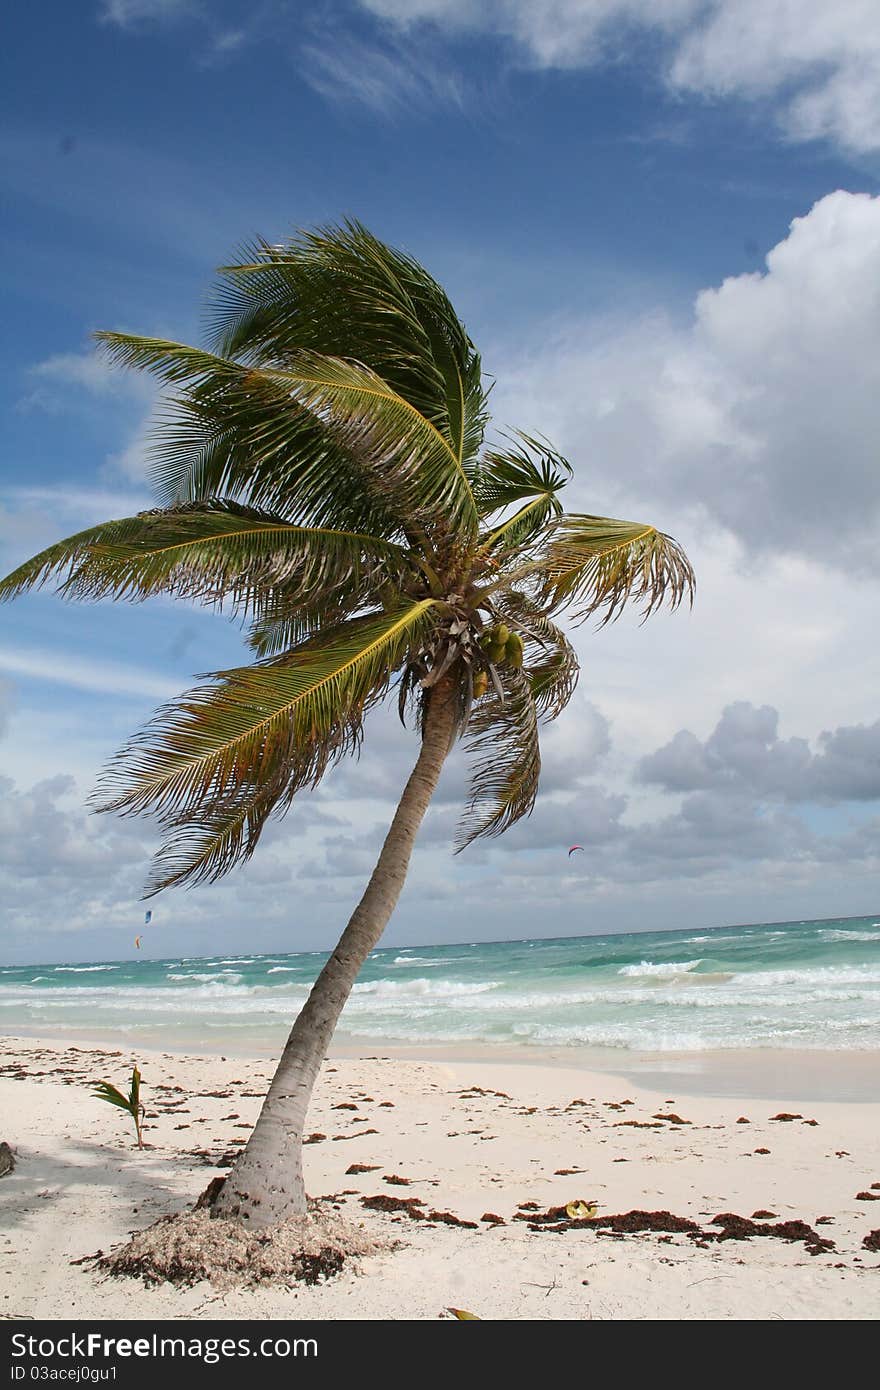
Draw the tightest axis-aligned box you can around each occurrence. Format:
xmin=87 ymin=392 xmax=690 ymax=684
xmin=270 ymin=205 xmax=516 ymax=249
xmin=212 ymin=680 xmax=458 ymax=1228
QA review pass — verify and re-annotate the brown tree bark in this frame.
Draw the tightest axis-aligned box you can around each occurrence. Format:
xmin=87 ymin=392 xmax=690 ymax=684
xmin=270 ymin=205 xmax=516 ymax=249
xmin=213 ymin=680 xmax=457 ymax=1227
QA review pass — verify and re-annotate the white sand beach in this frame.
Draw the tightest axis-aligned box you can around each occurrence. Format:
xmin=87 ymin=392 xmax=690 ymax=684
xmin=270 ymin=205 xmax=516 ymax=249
xmin=1 ymin=1034 xmax=878 ymax=1320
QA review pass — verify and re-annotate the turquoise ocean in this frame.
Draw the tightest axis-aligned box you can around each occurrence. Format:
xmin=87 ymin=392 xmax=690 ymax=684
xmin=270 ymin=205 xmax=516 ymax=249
xmin=2 ymin=914 xmax=880 ymax=1055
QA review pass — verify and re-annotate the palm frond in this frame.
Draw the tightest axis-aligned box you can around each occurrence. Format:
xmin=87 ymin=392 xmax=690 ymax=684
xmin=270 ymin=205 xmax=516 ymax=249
xmin=475 ymin=433 xmax=570 ymax=516
xmin=93 ymin=601 xmax=438 ymax=886
xmin=479 ymin=492 xmax=560 ymax=558
xmin=96 ymin=334 xmax=478 ymax=540
xmin=146 ymin=784 xmax=281 ymax=895
xmin=493 ymin=594 xmax=580 ymax=720
xmin=0 ymin=501 xmax=410 ymax=622
xmin=208 ymin=219 xmax=489 ymax=472
xmin=455 ymin=666 xmax=540 ymax=850
xmin=535 ymin=514 xmax=695 ymax=625
xmin=150 ymin=389 xmax=406 ymax=540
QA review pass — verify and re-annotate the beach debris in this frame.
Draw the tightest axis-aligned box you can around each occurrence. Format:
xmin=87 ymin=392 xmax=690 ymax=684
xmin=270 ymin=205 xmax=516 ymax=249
xmin=653 ymin=1113 xmax=690 ymax=1125
xmin=331 ymin=1128 xmax=378 ymax=1140
xmin=566 ymin=1200 xmax=598 ymax=1219
xmin=855 ymin=1191 xmax=880 ymax=1201
xmin=0 ymin=1141 xmax=15 ymax=1177
xmin=554 ymin=1167 xmax=585 ymax=1175
xmin=448 ymin=1307 xmax=481 ymax=1319
xmin=303 ymin=1133 xmax=326 ymax=1144
xmin=481 ymin=1213 xmax=505 ymax=1224
xmin=333 ymin=1102 xmax=358 ymax=1110
xmin=195 ymin=1176 xmax=226 ymax=1210
xmin=519 ymin=1204 xmax=835 ymax=1254
xmin=769 ymin=1112 xmax=802 ymax=1122
xmin=454 ymin=1086 xmax=511 ymax=1099
xmin=360 ymin=1194 xmax=477 ymax=1227
xmin=751 ymin=1210 xmax=778 ymax=1219
xmin=92 ymin=1066 xmax=145 ymax=1150
xmin=754 ymin=1148 xmax=771 ymax=1154
xmin=710 ymin=1213 xmax=834 ymax=1256
xmin=525 ymin=1208 xmax=700 ymax=1235
xmin=815 ymin=1216 xmax=835 ymax=1224
xmin=355 ymin=1195 xmax=472 ymax=1228
xmin=736 ymin=1117 xmax=750 ymax=1124
xmin=361 ymin=1194 xmax=425 ymax=1217
xmin=96 ymin=1205 xmax=385 ymax=1288
xmin=862 ymin=1230 xmax=880 ymax=1252
xmin=426 ymin=1209 xmax=478 ymax=1228
xmin=516 ymin=1201 xmax=541 ymax=1211
xmin=383 ymin=1174 xmax=411 ymax=1186
xmin=345 ymin=1164 xmax=380 ymax=1175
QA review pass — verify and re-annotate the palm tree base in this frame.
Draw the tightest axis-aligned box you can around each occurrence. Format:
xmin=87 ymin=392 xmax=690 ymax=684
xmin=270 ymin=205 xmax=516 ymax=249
xmin=94 ymin=1203 xmax=387 ymax=1288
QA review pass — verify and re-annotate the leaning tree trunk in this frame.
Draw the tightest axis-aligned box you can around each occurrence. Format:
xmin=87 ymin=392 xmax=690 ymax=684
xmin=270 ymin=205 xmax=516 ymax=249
xmin=213 ymin=680 xmax=458 ymax=1228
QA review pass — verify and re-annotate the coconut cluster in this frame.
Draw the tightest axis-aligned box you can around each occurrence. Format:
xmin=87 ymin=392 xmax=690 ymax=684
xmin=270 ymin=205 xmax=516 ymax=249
xmin=472 ymin=623 xmax=523 ymax=697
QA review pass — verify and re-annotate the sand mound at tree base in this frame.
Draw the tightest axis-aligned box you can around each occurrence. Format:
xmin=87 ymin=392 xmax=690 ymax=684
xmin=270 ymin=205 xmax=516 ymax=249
xmin=97 ymin=1205 xmax=388 ymax=1289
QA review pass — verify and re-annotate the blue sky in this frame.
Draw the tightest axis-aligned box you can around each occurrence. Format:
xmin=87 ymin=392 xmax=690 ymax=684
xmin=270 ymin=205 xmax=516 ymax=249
xmin=2 ymin=1 xmax=880 ymax=963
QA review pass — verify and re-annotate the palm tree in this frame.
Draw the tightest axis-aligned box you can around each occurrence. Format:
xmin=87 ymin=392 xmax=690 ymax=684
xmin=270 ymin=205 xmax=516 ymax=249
xmin=0 ymin=222 xmax=693 ymax=1228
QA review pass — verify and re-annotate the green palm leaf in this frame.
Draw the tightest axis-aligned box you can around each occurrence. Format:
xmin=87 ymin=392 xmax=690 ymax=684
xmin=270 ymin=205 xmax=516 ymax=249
xmin=209 ymin=220 xmax=488 ymax=472
xmin=93 ymin=600 xmax=438 ymax=876
xmin=97 ymin=334 xmax=479 ymax=540
xmin=536 ymin=514 xmax=695 ymax=625
xmin=151 ymin=384 xmax=406 ymax=538
xmin=455 ymin=666 xmax=540 ymax=850
xmin=146 ymin=785 xmax=281 ymax=895
xmin=475 ymin=433 xmax=571 ymax=516
xmin=0 ymin=502 xmax=409 ymax=622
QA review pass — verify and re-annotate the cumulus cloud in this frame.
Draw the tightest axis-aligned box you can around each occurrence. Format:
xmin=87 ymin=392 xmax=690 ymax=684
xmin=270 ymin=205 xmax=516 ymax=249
xmin=358 ymin=0 xmax=880 ymax=152
xmin=0 ymin=774 xmax=146 ymax=889
xmin=670 ymin=0 xmax=880 ymax=152
xmin=490 ymin=190 xmax=880 ymax=570
xmin=640 ymin=700 xmax=880 ymax=802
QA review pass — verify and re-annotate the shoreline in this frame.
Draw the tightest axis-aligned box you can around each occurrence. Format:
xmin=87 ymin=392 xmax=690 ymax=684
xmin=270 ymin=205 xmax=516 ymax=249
xmin=4 ymin=1025 xmax=879 ymax=1103
xmin=2 ymin=1032 xmax=878 ymax=1319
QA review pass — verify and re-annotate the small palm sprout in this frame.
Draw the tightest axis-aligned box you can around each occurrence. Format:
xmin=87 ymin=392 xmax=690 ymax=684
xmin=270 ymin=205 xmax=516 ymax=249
xmin=93 ymin=1066 xmax=145 ymax=1150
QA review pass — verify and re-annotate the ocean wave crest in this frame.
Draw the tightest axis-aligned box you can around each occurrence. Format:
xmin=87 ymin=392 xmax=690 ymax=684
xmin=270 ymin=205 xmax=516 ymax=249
xmin=53 ymin=966 xmax=120 ymax=973
xmin=618 ymin=959 xmax=702 ymax=978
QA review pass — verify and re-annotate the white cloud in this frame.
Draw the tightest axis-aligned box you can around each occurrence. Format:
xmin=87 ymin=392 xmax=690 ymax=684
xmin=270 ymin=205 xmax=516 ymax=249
xmin=300 ymin=30 xmax=465 ymax=114
xmin=358 ymin=0 xmax=880 ymax=152
xmin=0 ymin=485 xmax=152 ymax=581
xmin=21 ymin=347 xmax=155 ymax=415
xmin=0 ymin=679 xmax=13 ymax=738
xmin=670 ymin=0 xmax=880 ymax=152
xmin=30 ymin=350 xmax=127 ymax=396
xmin=18 ymin=344 xmax=159 ymax=487
xmin=640 ymin=701 xmax=880 ymax=802
xmin=0 ymin=647 xmax=181 ymax=701
xmin=5 ymin=485 xmax=152 ymax=516
xmin=489 ymin=190 xmax=880 ymax=569
xmin=98 ymin=0 xmax=198 ymax=24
